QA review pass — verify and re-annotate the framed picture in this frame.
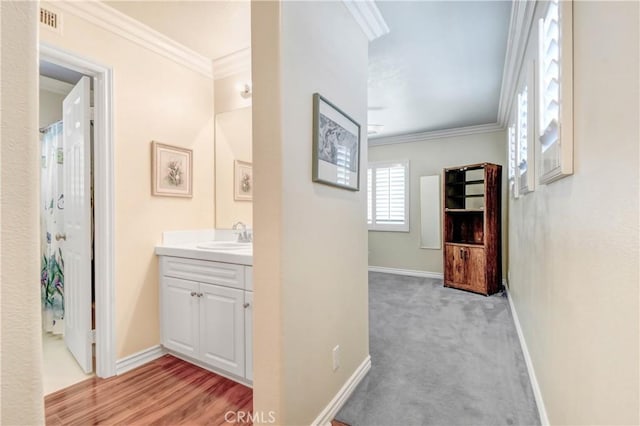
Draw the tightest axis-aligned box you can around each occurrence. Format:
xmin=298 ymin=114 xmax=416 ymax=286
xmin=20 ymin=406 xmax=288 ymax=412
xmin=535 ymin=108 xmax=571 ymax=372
xmin=234 ymin=160 xmax=253 ymax=201
xmin=312 ymin=93 xmax=361 ymax=191
xmin=151 ymin=141 xmax=193 ymax=198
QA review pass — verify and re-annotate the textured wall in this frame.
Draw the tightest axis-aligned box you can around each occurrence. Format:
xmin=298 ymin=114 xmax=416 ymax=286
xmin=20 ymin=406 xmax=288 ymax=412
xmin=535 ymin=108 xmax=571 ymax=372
xmin=368 ymin=131 xmax=507 ymax=275
xmin=508 ymin=2 xmax=639 ymax=424
xmin=252 ymin=1 xmax=369 ymax=423
xmin=0 ymin=1 xmax=45 ymax=423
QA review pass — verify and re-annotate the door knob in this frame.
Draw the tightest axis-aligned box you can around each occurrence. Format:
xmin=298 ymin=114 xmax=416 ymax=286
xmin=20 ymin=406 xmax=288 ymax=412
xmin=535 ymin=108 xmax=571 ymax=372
xmin=243 ymin=303 xmax=250 ymax=308
xmin=55 ymin=233 xmax=67 ymax=241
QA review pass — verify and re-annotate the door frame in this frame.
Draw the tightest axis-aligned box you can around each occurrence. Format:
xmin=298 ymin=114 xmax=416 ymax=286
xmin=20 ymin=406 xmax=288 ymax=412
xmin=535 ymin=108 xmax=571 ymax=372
xmin=40 ymin=42 xmax=116 ymax=378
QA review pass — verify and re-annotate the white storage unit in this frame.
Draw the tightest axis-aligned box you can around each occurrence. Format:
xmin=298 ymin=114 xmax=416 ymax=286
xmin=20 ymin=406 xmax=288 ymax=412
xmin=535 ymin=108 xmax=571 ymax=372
xmin=159 ymin=256 xmax=253 ymax=385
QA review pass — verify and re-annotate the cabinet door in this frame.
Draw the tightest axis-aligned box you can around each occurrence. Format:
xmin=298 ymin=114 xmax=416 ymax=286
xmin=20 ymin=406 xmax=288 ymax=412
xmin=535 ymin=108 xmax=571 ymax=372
xmin=244 ymin=291 xmax=253 ymax=381
xmin=466 ymin=247 xmax=486 ymax=293
xmin=199 ymin=284 xmax=245 ymax=377
xmin=162 ymin=277 xmax=199 ymax=358
xmin=445 ymin=245 xmax=466 ymax=285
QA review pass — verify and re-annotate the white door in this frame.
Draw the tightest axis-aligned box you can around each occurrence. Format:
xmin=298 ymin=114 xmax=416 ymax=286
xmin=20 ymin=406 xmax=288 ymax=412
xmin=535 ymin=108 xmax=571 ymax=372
xmin=200 ymin=284 xmax=245 ymax=377
xmin=63 ymin=76 xmax=93 ymax=374
xmin=162 ymin=277 xmax=200 ymax=358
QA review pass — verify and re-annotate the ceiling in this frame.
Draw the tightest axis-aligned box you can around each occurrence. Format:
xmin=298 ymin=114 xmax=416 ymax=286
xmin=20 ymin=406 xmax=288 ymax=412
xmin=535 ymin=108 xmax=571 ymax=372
xmin=104 ymin=1 xmax=509 ymax=139
xmin=105 ymin=0 xmax=250 ymax=60
xmin=368 ymin=1 xmax=511 ymax=139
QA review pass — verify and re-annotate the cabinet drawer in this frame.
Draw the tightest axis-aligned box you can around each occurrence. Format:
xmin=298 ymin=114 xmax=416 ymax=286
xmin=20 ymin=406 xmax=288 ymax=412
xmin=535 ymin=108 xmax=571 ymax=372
xmin=162 ymin=257 xmax=245 ymax=290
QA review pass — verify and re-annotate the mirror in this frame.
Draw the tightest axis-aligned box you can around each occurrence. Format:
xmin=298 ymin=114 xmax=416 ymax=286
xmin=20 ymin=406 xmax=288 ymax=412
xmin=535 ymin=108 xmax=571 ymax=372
xmin=215 ymin=106 xmax=252 ymax=228
xmin=420 ymin=175 xmax=441 ymax=249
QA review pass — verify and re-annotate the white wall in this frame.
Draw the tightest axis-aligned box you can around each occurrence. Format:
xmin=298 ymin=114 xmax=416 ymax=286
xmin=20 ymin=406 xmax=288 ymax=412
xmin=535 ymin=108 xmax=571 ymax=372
xmin=40 ymin=3 xmax=215 ymax=359
xmin=0 ymin=1 xmax=45 ymax=423
xmin=368 ymin=131 xmax=507 ymax=275
xmin=252 ymin=2 xmax=369 ymax=423
xmin=215 ymin=106 xmax=252 ymax=228
xmin=39 ymin=89 xmax=65 ymax=129
xmin=508 ymin=2 xmax=639 ymax=424
xmin=214 ymin=70 xmax=252 ymax=114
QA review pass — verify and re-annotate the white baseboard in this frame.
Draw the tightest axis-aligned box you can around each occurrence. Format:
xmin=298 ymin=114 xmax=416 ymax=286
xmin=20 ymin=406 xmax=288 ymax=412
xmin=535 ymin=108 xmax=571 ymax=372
xmin=368 ymin=266 xmax=443 ymax=280
xmin=505 ymin=287 xmax=549 ymax=425
xmin=312 ymin=355 xmax=372 ymax=426
xmin=115 ymin=345 xmax=166 ymax=375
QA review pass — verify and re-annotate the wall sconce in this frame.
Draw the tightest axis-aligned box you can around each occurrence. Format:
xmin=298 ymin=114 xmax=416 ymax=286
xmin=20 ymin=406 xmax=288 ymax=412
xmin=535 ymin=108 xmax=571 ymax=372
xmin=240 ymin=83 xmax=252 ymax=99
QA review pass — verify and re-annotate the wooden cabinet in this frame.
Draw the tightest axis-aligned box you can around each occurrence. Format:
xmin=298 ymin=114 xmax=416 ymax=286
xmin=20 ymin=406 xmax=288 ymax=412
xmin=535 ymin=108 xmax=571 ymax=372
xmin=159 ymin=256 xmax=253 ymax=385
xmin=443 ymin=163 xmax=501 ymax=296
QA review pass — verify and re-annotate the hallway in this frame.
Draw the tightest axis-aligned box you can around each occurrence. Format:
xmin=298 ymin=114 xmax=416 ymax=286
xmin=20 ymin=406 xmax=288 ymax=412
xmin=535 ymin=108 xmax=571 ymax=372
xmin=337 ymin=272 xmax=539 ymax=426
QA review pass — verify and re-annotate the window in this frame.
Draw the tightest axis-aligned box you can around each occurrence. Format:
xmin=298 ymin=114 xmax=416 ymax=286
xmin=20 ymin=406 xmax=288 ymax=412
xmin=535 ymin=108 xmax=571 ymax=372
xmin=517 ymin=85 xmax=529 ymax=192
xmin=368 ymin=161 xmax=409 ymax=232
xmin=508 ymin=121 xmax=518 ymax=198
xmin=537 ymin=0 xmax=573 ymax=183
xmin=515 ymin=59 xmax=536 ymax=195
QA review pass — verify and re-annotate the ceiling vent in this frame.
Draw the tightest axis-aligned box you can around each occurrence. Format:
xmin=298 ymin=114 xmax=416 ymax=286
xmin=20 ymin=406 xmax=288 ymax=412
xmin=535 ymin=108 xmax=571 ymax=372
xmin=40 ymin=7 xmax=61 ymax=33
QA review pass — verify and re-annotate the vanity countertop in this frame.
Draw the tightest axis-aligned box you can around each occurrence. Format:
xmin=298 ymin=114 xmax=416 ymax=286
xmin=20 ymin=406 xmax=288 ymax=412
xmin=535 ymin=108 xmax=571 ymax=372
xmin=155 ymin=229 xmax=253 ymax=266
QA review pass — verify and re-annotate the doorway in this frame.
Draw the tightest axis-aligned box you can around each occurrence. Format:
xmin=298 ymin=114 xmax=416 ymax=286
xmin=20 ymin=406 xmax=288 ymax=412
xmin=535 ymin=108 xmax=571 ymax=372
xmin=39 ymin=44 xmax=116 ymax=384
xmin=39 ymin=64 xmax=95 ymax=393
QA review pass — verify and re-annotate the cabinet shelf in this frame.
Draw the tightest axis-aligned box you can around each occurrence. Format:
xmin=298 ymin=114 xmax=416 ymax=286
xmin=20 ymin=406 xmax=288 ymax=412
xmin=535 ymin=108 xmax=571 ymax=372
xmin=445 ymin=180 xmax=485 ymax=186
xmin=447 ymin=194 xmax=484 ymax=198
xmin=445 ymin=208 xmax=484 ymax=213
xmin=445 ymin=241 xmax=485 ymax=247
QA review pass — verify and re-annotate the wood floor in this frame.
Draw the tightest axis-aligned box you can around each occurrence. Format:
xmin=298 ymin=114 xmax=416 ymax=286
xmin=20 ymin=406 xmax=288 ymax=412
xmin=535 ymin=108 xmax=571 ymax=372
xmin=45 ymin=355 xmax=252 ymax=425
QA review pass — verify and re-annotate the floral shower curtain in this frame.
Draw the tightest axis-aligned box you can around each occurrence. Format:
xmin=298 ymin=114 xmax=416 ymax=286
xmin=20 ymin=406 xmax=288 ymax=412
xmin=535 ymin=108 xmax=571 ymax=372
xmin=41 ymin=121 xmax=65 ymax=334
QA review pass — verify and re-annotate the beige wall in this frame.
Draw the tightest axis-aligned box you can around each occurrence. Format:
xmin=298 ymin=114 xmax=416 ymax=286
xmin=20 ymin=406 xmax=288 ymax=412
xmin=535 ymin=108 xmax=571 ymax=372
xmin=40 ymin=4 xmax=215 ymax=359
xmin=508 ymin=2 xmax=639 ymax=425
xmin=368 ymin=131 xmax=507 ymax=275
xmin=0 ymin=1 xmax=45 ymax=423
xmin=39 ymin=89 xmax=65 ymax=129
xmin=252 ymin=1 xmax=369 ymax=424
xmin=215 ymin=106 xmax=253 ymax=228
xmin=214 ymin=70 xmax=252 ymax=114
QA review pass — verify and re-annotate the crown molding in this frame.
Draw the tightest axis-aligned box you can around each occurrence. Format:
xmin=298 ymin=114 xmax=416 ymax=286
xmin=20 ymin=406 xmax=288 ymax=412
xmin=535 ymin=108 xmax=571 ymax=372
xmin=54 ymin=0 xmax=213 ymax=79
xmin=343 ymin=0 xmax=390 ymax=41
xmin=212 ymin=47 xmax=251 ymax=80
xmin=497 ymin=0 xmax=539 ymax=126
xmin=39 ymin=75 xmax=74 ymax=95
xmin=368 ymin=123 xmax=505 ymax=146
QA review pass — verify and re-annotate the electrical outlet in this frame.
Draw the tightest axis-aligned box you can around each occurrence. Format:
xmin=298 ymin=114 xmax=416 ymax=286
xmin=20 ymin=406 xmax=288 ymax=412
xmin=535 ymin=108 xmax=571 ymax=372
xmin=332 ymin=345 xmax=340 ymax=372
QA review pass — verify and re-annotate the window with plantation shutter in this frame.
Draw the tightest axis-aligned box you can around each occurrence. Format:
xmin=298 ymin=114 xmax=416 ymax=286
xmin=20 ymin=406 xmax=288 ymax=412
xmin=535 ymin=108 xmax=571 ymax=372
xmin=508 ymin=122 xmax=518 ymax=198
xmin=537 ymin=0 xmax=573 ymax=183
xmin=539 ymin=0 xmax=559 ymax=148
xmin=517 ymin=86 xmax=529 ymax=187
xmin=367 ymin=161 xmax=410 ymax=232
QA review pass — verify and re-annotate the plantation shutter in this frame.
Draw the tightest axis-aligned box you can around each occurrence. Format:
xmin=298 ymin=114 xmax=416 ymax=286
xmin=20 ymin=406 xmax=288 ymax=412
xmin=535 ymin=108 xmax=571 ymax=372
xmin=539 ymin=0 xmax=560 ymax=149
xmin=367 ymin=161 xmax=409 ymax=231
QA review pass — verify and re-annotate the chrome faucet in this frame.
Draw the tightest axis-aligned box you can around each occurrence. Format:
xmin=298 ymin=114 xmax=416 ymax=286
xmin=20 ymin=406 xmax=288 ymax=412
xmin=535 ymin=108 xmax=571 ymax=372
xmin=232 ymin=221 xmax=252 ymax=243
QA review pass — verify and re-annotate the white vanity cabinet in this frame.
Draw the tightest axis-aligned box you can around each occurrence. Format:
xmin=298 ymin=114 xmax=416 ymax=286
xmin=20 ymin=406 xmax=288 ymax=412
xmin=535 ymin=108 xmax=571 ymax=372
xmin=159 ymin=256 xmax=253 ymax=384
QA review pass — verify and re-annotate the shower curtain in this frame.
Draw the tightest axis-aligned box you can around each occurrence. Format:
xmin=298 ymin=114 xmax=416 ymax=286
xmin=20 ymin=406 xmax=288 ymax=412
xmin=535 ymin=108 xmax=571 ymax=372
xmin=41 ymin=121 xmax=65 ymax=334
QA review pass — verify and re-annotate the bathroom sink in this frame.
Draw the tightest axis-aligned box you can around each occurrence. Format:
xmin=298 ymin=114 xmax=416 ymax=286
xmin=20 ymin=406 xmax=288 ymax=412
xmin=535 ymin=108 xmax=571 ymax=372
xmin=196 ymin=241 xmax=252 ymax=251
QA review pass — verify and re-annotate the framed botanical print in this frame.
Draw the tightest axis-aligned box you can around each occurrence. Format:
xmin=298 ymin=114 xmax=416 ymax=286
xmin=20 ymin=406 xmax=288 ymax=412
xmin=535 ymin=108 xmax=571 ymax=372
xmin=234 ymin=160 xmax=253 ymax=201
xmin=151 ymin=141 xmax=193 ymax=198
